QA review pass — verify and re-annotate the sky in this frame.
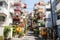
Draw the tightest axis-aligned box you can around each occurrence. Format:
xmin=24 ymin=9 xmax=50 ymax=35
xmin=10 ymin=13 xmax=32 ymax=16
xmin=24 ymin=0 xmax=50 ymax=13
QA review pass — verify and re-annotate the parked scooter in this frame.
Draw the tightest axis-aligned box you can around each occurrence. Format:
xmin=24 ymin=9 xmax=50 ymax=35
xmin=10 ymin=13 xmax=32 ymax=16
xmin=39 ymin=27 xmax=47 ymax=40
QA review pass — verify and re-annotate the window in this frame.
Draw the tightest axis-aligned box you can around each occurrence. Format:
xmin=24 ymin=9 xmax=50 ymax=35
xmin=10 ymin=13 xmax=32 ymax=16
xmin=57 ymin=15 xmax=60 ymax=20
xmin=46 ymin=9 xmax=51 ymax=11
xmin=0 ymin=16 xmax=5 ymax=21
xmin=0 ymin=2 xmax=3 ymax=6
xmin=57 ymin=13 xmax=60 ymax=20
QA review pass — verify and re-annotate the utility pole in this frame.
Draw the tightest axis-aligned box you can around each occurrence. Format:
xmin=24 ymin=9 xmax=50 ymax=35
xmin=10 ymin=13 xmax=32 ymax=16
xmin=50 ymin=0 xmax=56 ymax=40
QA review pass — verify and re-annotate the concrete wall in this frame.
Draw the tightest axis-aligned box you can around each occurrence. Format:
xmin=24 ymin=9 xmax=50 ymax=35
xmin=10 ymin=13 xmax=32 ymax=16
xmin=0 ymin=27 xmax=4 ymax=36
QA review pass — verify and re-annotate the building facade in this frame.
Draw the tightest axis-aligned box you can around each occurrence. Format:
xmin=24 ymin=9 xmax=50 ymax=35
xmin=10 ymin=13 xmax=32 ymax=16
xmin=34 ymin=1 xmax=45 ymax=19
xmin=56 ymin=0 xmax=60 ymax=37
xmin=0 ymin=0 xmax=27 ymax=38
xmin=33 ymin=1 xmax=45 ymax=27
xmin=45 ymin=0 xmax=57 ymax=28
xmin=0 ymin=0 xmax=12 ymax=36
xmin=45 ymin=2 xmax=52 ymax=28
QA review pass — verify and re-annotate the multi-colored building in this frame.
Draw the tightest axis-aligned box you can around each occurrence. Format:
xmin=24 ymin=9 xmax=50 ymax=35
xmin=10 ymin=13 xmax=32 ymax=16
xmin=34 ymin=1 xmax=45 ymax=20
xmin=33 ymin=1 xmax=45 ymax=27
xmin=56 ymin=0 xmax=60 ymax=38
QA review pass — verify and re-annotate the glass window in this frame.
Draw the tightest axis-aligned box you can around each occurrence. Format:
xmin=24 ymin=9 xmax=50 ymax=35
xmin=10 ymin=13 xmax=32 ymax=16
xmin=46 ymin=9 xmax=51 ymax=11
xmin=58 ymin=15 xmax=60 ymax=19
xmin=0 ymin=2 xmax=3 ymax=6
xmin=0 ymin=16 xmax=5 ymax=21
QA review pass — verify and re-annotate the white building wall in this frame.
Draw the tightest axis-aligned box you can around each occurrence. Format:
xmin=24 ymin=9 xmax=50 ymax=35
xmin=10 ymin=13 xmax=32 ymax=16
xmin=0 ymin=0 xmax=12 ymax=37
xmin=0 ymin=7 xmax=12 ymax=26
xmin=0 ymin=27 xmax=4 ymax=36
xmin=45 ymin=11 xmax=51 ymax=18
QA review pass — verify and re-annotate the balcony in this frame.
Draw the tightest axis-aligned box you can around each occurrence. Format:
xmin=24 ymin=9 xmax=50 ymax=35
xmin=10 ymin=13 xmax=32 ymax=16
xmin=14 ymin=6 xmax=21 ymax=10
xmin=14 ymin=2 xmax=20 ymax=6
xmin=13 ymin=15 xmax=20 ymax=20
xmin=0 ymin=13 xmax=7 ymax=25
xmin=0 ymin=1 xmax=8 ymax=9
xmin=13 ymin=16 xmax=20 ymax=25
xmin=12 ymin=2 xmax=21 ymax=11
xmin=46 ymin=4 xmax=51 ymax=9
xmin=56 ymin=3 xmax=60 ymax=13
xmin=0 ymin=7 xmax=8 ymax=14
xmin=56 ymin=0 xmax=60 ymax=4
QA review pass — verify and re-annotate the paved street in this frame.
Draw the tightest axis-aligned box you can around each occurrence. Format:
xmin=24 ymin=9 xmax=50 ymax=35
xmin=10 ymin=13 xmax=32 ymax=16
xmin=12 ymin=31 xmax=40 ymax=40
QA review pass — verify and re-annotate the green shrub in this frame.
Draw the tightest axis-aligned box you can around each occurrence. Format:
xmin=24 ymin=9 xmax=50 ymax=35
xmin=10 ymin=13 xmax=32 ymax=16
xmin=19 ymin=31 xmax=24 ymax=36
xmin=3 ymin=26 xmax=11 ymax=38
xmin=12 ymin=25 xmax=17 ymax=37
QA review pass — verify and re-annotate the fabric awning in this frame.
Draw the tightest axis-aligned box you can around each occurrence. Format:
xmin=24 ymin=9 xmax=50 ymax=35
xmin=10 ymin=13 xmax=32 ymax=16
xmin=0 ymin=13 xmax=7 ymax=17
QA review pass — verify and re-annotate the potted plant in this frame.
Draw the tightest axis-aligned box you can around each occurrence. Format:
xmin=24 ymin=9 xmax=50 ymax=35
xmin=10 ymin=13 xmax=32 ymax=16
xmin=12 ymin=25 xmax=17 ymax=37
xmin=18 ymin=31 xmax=24 ymax=38
xmin=3 ymin=26 xmax=11 ymax=40
xmin=33 ymin=28 xmax=40 ymax=37
xmin=16 ymin=27 xmax=24 ymax=38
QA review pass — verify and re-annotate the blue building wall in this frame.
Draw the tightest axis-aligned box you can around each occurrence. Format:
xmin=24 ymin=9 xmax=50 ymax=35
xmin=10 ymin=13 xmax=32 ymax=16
xmin=52 ymin=0 xmax=57 ymax=26
xmin=45 ymin=0 xmax=57 ymax=28
xmin=52 ymin=0 xmax=60 ymax=37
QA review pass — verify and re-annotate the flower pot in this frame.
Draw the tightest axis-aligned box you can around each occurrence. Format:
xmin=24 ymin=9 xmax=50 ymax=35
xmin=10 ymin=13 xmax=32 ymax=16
xmin=4 ymin=38 xmax=8 ymax=40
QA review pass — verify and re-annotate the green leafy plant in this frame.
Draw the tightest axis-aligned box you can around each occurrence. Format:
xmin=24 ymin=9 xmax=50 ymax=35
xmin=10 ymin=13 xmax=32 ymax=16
xmin=33 ymin=29 xmax=40 ymax=37
xmin=12 ymin=25 xmax=17 ymax=37
xmin=18 ymin=31 xmax=24 ymax=38
xmin=4 ymin=26 xmax=11 ymax=38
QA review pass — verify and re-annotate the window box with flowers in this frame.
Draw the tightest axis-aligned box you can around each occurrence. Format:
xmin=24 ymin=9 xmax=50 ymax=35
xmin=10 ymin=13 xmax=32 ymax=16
xmin=12 ymin=25 xmax=24 ymax=38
